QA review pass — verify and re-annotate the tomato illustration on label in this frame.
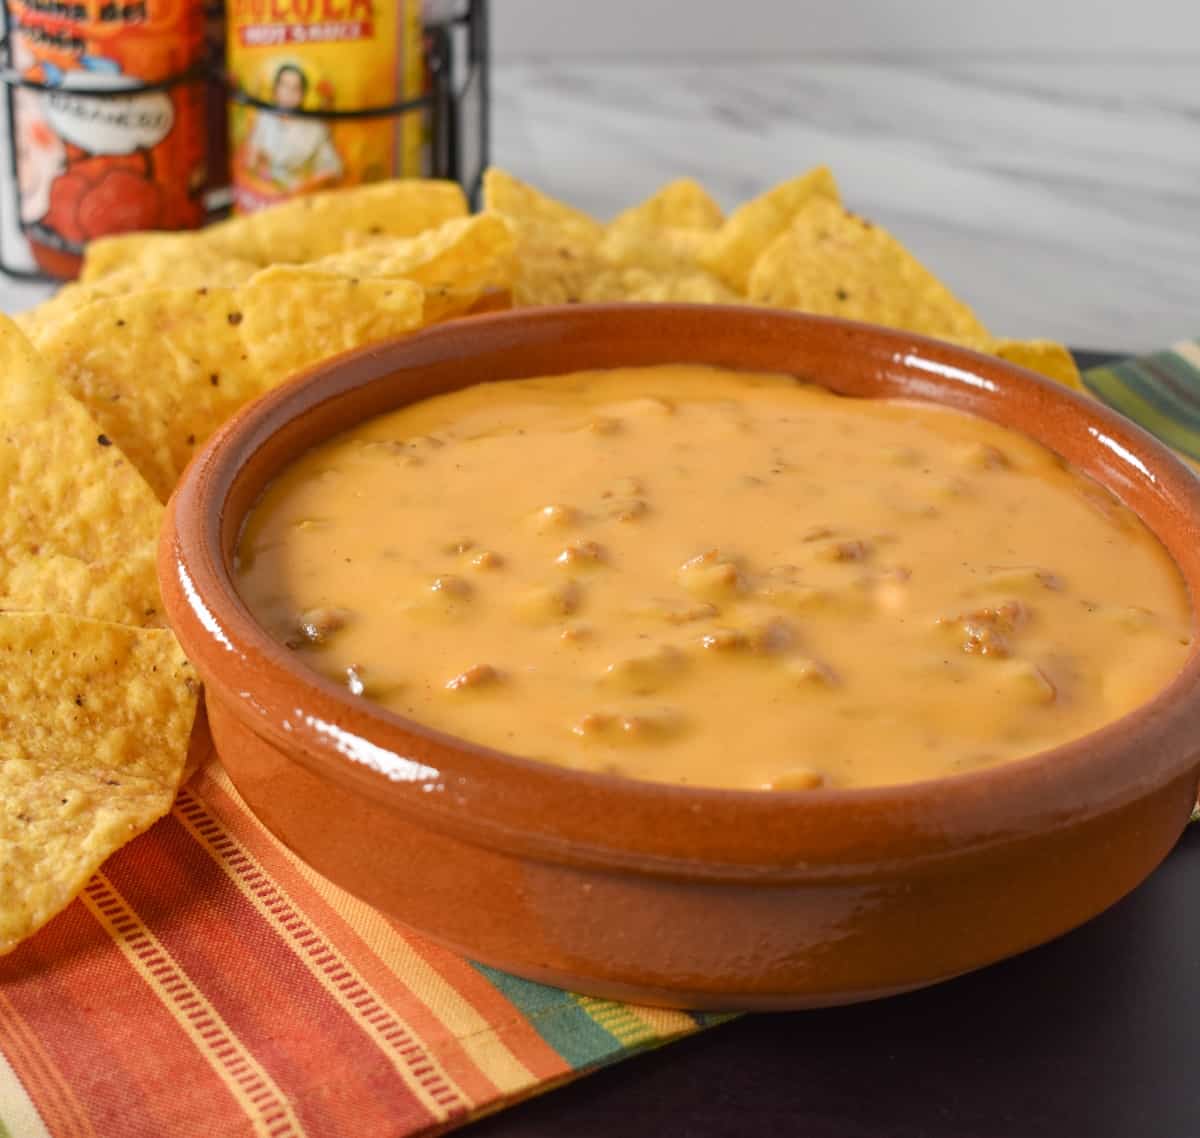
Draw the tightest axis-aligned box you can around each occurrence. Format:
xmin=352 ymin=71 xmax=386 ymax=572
xmin=10 ymin=1 xmax=207 ymax=279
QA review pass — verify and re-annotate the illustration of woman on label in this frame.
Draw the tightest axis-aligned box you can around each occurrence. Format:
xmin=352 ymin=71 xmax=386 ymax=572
xmin=246 ymin=63 xmax=344 ymax=193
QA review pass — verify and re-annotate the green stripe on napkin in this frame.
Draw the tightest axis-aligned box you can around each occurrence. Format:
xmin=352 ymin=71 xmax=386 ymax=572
xmin=1083 ymin=340 xmax=1200 ymax=460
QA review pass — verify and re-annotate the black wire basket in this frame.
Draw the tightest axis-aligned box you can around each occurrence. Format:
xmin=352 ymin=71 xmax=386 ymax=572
xmin=0 ymin=0 xmax=489 ymax=281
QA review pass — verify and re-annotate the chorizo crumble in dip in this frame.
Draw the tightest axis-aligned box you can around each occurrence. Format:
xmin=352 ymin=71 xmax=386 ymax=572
xmin=236 ymin=365 xmax=1193 ymax=790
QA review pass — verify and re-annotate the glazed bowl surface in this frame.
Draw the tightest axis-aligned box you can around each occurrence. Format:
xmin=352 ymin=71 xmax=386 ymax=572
xmin=160 ymin=305 xmax=1200 ymax=1009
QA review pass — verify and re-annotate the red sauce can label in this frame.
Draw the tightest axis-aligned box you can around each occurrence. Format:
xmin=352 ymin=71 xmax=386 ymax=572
xmin=10 ymin=0 xmax=208 ymax=278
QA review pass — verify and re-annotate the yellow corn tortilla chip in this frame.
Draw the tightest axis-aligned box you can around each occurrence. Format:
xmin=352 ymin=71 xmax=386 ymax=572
xmin=483 ymin=168 xmax=603 ymax=246
xmin=34 ymin=182 xmax=470 ymax=341
xmin=34 ymin=273 xmax=426 ymax=500
xmin=240 ymin=268 xmax=428 ymax=383
xmin=16 ymin=251 xmax=261 ymax=342
xmin=420 ymin=284 xmax=509 ymax=325
xmin=599 ymin=179 xmax=722 ymax=272
xmin=87 ymin=243 xmax=259 ymax=292
xmin=13 ymin=299 xmax=65 ymax=342
xmin=212 ymin=179 xmax=469 ymax=264
xmin=0 ymin=316 xmax=163 ymax=623
xmin=310 ymin=213 xmax=516 ymax=295
xmin=0 ymin=613 xmax=198 ymax=954
xmin=80 ymin=231 xmax=252 ymax=285
xmin=483 ymin=168 xmax=605 ymax=306
xmin=81 ymin=179 xmax=468 ymax=282
xmin=700 ymin=166 xmax=840 ymax=292
xmin=506 ymin=244 xmax=604 ymax=307
xmin=253 ymin=265 xmax=495 ymax=333
xmin=597 ymin=223 xmax=713 ymax=272
xmin=609 ymin=178 xmax=724 ymax=232
xmin=579 ymin=265 xmax=742 ymax=305
xmin=747 ymin=197 xmax=991 ymax=342
xmin=2 ymin=553 xmax=163 ymax=627
xmin=181 ymin=215 xmax=517 ymax=332
xmin=941 ymin=334 xmax=1084 ymax=391
xmin=989 ymin=338 xmax=1084 ymax=391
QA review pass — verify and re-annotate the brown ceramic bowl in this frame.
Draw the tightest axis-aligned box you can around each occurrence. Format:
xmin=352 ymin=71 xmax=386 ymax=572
xmin=159 ymin=306 xmax=1200 ymax=1010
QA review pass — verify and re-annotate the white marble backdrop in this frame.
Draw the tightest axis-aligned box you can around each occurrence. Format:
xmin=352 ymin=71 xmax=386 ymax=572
xmin=493 ymin=57 xmax=1200 ymax=353
xmin=2 ymin=56 xmax=1198 ymax=356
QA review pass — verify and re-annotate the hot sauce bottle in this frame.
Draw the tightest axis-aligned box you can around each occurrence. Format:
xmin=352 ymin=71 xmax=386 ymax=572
xmin=227 ymin=0 xmax=424 ymax=215
xmin=10 ymin=0 xmax=208 ymax=279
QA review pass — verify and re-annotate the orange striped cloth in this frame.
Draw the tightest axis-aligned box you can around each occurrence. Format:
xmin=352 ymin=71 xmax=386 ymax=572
xmin=0 ymin=758 xmax=722 ymax=1137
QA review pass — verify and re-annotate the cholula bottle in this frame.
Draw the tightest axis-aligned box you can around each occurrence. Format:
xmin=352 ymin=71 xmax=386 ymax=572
xmin=227 ymin=0 xmax=424 ymax=215
xmin=9 ymin=0 xmax=208 ymax=280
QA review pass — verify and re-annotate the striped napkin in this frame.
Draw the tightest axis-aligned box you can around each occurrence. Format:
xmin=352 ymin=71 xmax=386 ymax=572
xmin=0 ymin=341 xmax=1195 ymax=1138
xmin=1082 ymin=340 xmax=1200 ymax=462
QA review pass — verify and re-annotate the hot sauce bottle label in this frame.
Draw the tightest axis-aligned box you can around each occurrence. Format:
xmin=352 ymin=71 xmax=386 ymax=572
xmin=228 ymin=0 xmax=424 ymax=215
xmin=11 ymin=0 xmax=207 ymax=279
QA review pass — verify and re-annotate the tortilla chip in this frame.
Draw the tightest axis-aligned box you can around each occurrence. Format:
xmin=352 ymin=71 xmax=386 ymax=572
xmin=13 ymin=301 xmax=62 ymax=342
xmin=598 ymin=224 xmax=713 ymax=272
xmin=0 ymin=613 xmax=197 ymax=954
xmin=507 ymin=246 xmax=604 ymax=307
xmin=0 ymin=316 xmax=163 ymax=623
xmin=483 ymin=168 xmax=602 ymax=245
xmin=599 ymin=179 xmax=722 ymax=272
xmin=239 ymin=268 xmax=428 ymax=382
xmin=1 ymin=553 xmax=163 ymax=627
xmin=34 ymin=274 xmax=425 ymax=500
xmin=700 ymin=166 xmax=840 ymax=292
xmin=989 ymin=338 xmax=1084 ymax=391
xmin=421 ymin=284 xmax=511 ymax=325
xmin=17 ymin=251 xmax=261 ymax=342
xmin=15 ymin=287 xmax=114 ymax=344
xmin=37 ymin=182 xmax=469 ymax=341
xmin=609 ymin=178 xmax=724 ymax=232
xmin=579 ymin=265 xmax=742 ymax=305
xmin=941 ymin=334 xmax=1084 ymax=390
xmin=310 ymin=213 xmax=517 ymax=295
xmin=747 ymin=197 xmax=991 ymax=342
xmin=281 ymin=278 xmax=512 ymax=329
xmin=85 ymin=243 xmax=259 ymax=292
xmin=81 ymin=231 xmax=256 ymax=285
xmin=216 ymin=179 xmax=469 ymax=264
xmin=81 ymin=179 xmax=468 ymax=281
xmin=33 ymin=292 xmax=273 ymax=503
xmin=482 ymin=168 xmax=605 ymax=305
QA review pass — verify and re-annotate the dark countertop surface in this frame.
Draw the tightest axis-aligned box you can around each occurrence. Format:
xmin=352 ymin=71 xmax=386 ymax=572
xmin=469 ymin=823 xmax=1200 ymax=1138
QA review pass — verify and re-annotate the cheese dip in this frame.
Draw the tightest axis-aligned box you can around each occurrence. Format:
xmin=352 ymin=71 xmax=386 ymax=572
xmin=236 ymin=365 xmax=1193 ymax=790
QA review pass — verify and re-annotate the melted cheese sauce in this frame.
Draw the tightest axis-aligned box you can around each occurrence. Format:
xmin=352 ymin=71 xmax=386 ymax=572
xmin=237 ymin=366 xmax=1193 ymax=790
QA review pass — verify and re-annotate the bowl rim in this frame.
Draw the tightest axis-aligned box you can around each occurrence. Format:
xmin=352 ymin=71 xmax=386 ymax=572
xmin=160 ymin=304 xmax=1200 ymax=879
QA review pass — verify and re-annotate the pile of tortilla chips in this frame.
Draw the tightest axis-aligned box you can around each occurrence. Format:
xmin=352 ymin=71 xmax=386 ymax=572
xmin=480 ymin=166 xmax=1082 ymax=389
xmin=0 ymin=322 xmax=198 ymax=953
xmin=2 ymin=168 xmax=1081 ymax=955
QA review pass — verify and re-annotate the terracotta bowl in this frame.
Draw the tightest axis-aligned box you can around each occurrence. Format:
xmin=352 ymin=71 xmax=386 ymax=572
xmin=159 ymin=306 xmax=1200 ymax=1010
